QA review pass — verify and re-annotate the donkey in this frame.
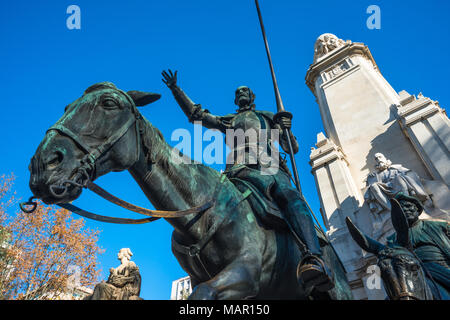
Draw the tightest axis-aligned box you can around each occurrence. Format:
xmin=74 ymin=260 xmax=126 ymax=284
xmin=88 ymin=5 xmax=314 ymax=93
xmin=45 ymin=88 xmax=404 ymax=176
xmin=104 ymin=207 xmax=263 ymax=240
xmin=345 ymin=200 xmax=444 ymax=300
xmin=27 ymin=82 xmax=352 ymax=300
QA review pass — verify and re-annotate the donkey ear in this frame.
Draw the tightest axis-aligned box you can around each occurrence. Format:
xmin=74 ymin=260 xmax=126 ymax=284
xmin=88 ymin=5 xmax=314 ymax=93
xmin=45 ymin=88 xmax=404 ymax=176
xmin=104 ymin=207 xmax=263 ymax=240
xmin=390 ymin=198 xmax=411 ymax=248
xmin=345 ymin=217 xmax=385 ymax=254
xmin=127 ymin=90 xmax=161 ymax=106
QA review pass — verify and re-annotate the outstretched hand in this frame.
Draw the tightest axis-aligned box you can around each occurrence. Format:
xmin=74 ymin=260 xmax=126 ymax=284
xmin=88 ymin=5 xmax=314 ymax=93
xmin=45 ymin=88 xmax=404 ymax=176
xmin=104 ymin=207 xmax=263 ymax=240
xmin=162 ymin=69 xmax=178 ymax=88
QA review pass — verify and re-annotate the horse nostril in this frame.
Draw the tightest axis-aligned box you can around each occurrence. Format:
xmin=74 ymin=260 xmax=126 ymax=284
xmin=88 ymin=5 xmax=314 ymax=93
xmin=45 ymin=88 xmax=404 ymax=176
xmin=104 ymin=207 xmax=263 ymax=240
xmin=46 ymin=151 xmax=64 ymax=170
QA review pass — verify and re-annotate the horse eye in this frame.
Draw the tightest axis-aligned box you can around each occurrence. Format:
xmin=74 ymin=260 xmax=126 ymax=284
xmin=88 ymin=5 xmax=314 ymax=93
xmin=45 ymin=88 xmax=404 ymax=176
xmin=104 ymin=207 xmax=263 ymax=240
xmin=102 ymin=99 xmax=117 ymax=109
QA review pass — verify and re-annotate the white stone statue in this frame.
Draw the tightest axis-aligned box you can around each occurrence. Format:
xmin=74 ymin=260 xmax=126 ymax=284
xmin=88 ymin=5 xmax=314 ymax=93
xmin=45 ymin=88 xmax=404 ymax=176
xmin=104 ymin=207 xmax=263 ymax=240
xmin=364 ymin=153 xmax=430 ymax=216
xmin=313 ymin=33 xmax=347 ymax=63
xmin=86 ymin=248 xmax=142 ymax=300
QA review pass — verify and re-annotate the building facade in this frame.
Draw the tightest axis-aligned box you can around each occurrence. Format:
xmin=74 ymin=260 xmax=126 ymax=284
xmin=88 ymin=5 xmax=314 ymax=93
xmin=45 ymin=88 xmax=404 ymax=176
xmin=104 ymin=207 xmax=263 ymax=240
xmin=170 ymin=276 xmax=192 ymax=300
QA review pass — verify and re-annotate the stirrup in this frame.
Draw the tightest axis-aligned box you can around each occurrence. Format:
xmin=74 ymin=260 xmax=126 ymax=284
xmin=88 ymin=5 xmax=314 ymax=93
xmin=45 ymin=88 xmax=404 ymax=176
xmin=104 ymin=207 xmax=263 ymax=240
xmin=297 ymin=254 xmax=334 ymax=293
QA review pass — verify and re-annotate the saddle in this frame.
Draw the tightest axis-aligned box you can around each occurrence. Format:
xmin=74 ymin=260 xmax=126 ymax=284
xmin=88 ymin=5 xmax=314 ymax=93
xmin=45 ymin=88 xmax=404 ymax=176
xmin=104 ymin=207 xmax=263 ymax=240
xmin=230 ymin=177 xmax=286 ymax=230
xmin=229 ymin=177 xmax=328 ymax=246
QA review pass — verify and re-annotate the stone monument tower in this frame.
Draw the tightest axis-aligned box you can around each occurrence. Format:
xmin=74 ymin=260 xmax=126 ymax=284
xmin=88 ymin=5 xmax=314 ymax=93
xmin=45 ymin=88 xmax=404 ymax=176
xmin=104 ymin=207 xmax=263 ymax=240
xmin=305 ymin=33 xmax=449 ymax=299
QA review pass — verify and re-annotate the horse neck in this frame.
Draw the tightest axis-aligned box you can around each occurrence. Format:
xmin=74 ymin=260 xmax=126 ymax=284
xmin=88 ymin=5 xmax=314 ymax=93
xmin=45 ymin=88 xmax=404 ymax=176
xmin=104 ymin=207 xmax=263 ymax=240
xmin=128 ymin=118 xmax=220 ymax=238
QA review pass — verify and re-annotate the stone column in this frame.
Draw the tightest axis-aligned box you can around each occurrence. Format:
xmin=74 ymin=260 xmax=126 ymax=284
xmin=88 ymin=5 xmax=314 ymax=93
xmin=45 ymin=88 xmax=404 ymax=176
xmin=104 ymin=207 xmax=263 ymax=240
xmin=310 ymin=133 xmax=361 ymax=232
xmin=305 ymin=34 xmax=425 ymax=299
xmin=309 ymin=133 xmax=384 ymax=299
xmin=305 ymin=34 xmax=431 ymax=196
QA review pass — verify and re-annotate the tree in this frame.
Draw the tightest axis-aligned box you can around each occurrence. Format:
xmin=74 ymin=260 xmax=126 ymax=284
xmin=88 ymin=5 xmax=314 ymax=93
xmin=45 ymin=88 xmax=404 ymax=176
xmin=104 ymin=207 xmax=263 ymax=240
xmin=0 ymin=174 xmax=103 ymax=300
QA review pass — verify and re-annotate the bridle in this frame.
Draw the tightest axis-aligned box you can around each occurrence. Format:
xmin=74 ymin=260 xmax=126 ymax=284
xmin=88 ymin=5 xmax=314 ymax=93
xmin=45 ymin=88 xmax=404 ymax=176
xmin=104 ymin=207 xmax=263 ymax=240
xmin=20 ymin=89 xmax=214 ymax=224
xmin=386 ymin=249 xmax=440 ymax=301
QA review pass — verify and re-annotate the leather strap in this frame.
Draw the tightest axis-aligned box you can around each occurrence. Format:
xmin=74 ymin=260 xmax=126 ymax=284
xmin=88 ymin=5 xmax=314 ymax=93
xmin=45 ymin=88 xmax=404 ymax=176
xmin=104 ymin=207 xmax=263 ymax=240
xmin=48 ymin=115 xmax=136 ymax=164
xmin=57 ymin=181 xmax=215 ymax=224
xmin=86 ymin=181 xmax=215 ymax=218
xmin=59 ymin=203 xmax=160 ymax=224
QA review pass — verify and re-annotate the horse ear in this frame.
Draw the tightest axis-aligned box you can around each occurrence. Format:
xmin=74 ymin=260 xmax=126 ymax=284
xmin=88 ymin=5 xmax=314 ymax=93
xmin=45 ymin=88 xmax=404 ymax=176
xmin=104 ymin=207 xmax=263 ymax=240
xmin=127 ymin=90 xmax=161 ymax=106
xmin=345 ymin=217 xmax=385 ymax=254
xmin=390 ymin=198 xmax=411 ymax=248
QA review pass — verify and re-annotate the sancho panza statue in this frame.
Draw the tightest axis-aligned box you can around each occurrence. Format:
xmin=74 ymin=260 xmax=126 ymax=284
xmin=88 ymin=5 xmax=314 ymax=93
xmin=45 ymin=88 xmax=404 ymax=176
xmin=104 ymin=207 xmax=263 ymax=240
xmin=364 ymin=152 xmax=429 ymax=215
xmin=387 ymin=193 xmax=450 ymax=299
xmin=161 ymin=69 xmax=334 ymax=293
xmin=86 ymin=248 xmax=142 ymax=300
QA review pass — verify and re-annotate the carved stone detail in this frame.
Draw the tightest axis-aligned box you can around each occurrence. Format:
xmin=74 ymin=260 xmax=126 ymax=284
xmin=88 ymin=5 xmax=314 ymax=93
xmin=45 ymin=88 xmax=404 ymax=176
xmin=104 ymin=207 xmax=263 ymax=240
xmin=313 ymin=33 xmax=350 ymax=63
xmin=321 ymin=58 xmax=354 ymax=83
xmin=364 ymin=153 xmax=430 ymax=219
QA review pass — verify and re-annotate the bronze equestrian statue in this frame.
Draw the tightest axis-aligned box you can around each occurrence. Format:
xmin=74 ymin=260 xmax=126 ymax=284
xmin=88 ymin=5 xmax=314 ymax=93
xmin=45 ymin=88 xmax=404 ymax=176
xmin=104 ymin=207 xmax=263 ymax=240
xmin=346 ymin=195 xmax=449 ymax=300
xmin=386 ymin=193 xmax=450 ymax=299
xmin=26 ymin=81 xmax=352 ymax=299
xmin=162 ymin=69 xmax=333 ymax=293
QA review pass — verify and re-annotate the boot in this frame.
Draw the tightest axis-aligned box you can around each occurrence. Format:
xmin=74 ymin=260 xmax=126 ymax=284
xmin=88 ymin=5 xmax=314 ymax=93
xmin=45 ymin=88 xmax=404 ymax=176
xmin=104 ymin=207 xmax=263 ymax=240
xmin=284 ymin=202 xmax=334 ymax=292
xmin=297 ymin=254 xmax=334 ymax=293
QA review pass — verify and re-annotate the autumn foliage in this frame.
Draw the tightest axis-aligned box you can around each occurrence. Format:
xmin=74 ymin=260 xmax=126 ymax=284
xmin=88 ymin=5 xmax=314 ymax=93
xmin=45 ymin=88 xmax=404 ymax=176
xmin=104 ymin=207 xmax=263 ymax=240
xmin=0 ymin=174 xmax=103 ymax=300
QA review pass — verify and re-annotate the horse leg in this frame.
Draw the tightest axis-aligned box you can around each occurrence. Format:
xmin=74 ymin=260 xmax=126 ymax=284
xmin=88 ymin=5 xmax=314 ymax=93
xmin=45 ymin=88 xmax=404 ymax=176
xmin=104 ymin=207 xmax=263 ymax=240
xmin=189 ymin=255 xmax=262 ymax=300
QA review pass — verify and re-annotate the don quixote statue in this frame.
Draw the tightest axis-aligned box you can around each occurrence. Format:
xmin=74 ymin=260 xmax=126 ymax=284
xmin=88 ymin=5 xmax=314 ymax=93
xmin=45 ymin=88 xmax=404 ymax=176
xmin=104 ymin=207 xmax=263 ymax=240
xmin=22 ymin=79 xmax=352 ymax=299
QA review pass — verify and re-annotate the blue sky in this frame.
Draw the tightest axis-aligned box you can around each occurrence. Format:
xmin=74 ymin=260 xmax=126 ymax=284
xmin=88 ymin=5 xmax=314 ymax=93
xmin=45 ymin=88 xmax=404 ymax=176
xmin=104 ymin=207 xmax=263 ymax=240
xmin=1 ymin=0 xmax=449 ymax=299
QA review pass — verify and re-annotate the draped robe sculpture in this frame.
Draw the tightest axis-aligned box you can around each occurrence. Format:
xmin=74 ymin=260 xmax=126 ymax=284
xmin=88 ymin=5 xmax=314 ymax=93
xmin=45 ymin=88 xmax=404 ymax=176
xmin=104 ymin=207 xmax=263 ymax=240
xmin=364 ymin=153 xmax=429 ymax=216
xmin=86 ymin=248 xmax=142 ymax=300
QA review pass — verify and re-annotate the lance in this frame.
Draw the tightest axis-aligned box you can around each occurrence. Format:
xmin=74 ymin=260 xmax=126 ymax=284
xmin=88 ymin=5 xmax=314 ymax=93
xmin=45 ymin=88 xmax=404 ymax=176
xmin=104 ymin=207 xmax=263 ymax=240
xmin=254 ymin=0 xmax=325 ymax=233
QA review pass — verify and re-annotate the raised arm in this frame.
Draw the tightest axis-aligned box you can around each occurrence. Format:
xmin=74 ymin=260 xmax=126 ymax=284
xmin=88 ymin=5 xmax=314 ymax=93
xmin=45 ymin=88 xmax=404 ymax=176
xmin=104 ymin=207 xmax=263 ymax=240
xmin=162 ymin=70 xmax=228 ymax=132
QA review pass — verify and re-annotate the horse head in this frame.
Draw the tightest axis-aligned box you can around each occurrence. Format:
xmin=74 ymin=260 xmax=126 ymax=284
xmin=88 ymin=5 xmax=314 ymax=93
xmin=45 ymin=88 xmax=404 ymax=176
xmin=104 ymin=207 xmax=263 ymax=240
xmin=28 ymin=82 xmax=160 ymax=205
xmin=345 ymin=210 xmax=433 ymax=300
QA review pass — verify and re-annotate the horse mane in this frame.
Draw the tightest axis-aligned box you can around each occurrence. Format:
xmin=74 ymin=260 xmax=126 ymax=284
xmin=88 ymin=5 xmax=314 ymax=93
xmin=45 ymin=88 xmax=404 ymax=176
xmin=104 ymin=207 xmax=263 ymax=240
xmin=82 ymin=82 xmax=221 ymax=201
xmin=138 ymin=114 xmax=220 ymax=201
xmin=84 ymin=82 xmax=117 ymax=94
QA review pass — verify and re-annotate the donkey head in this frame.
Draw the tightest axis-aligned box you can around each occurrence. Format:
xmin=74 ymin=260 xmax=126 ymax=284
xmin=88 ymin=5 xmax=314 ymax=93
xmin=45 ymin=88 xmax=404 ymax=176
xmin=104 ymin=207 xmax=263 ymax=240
xmin=345 ymin=199 xmax=432 ymax=300
xmin=28 ymin=82 xmax=160 ymax=205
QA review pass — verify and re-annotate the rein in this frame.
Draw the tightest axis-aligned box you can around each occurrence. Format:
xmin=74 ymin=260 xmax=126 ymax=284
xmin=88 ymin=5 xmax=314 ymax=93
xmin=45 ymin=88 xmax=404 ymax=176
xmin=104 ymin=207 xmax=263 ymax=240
xmin=21 ymin=177 xmax=214 ymax=225
xmin=55 ymin=182 xmax=214 ymax=224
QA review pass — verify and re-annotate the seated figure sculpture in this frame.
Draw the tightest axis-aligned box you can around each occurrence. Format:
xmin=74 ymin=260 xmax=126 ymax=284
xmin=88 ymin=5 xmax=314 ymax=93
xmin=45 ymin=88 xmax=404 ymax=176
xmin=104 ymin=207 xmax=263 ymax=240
xmin=364 ymin=152 xmax=429 ymax=215
xmin=86 ymin=248 xmax=142 ymax=300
